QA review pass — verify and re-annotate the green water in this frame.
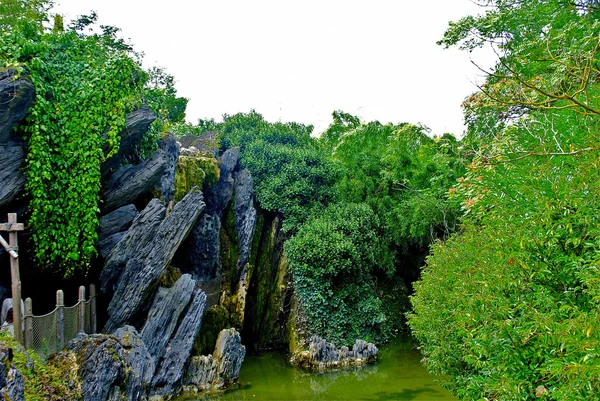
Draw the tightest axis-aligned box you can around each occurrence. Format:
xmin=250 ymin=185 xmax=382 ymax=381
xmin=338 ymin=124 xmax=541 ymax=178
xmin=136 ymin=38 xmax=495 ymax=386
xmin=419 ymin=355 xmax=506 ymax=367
xmin=182 ymin=339 xmax=457 ymax=401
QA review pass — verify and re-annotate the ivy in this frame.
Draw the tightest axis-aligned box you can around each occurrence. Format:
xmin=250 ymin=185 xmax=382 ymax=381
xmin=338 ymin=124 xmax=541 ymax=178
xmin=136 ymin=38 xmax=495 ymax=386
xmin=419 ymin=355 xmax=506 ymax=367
xmin=1 ymin=21 xmax=142 ymax=275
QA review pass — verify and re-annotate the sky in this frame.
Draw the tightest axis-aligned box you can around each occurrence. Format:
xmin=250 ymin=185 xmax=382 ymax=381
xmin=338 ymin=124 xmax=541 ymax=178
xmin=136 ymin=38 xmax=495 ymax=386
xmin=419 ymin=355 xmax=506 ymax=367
xmin=51 ymin=0 xmax=495 ymax=137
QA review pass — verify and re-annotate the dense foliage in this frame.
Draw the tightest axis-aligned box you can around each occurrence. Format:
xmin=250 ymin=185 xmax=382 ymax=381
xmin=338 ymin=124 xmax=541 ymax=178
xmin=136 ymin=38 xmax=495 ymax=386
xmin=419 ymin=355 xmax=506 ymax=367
xmin=0 ymin=13 xmax=144 ymax=274
xmin=410 ymin=1 xmax=600 ymax=399
xmin=286 ymin=203 xmax=394 ymax=345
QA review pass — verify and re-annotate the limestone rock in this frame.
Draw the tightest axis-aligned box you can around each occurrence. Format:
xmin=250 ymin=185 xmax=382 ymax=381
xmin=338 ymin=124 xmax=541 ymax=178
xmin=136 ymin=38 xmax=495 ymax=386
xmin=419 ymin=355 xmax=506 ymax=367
xmin=141 ymin=274 xmax=195 ymax=361
xmin=102 ymin=149 xmax=167 ymax=212
xmin=101 ymin=105 xmax=156 ymax=175
xmin=100 ymin=199 xmax=166 ymax=294
xmin=98 ymin=204 xmax=139 ymax=241
xmin=113 ymin=326 xmax=155 ymax=401
xmin=0 ymin=69 xmax=34 ymax=143
xmin=151 ymin=288 xmax=207 ymax=396
xmin=234 ymin=169 xmax=256 ymax=274
xmin=104 ymin=188 xmax=205 ymax=332
xmin=184 ymin=328 xmax=245 ymax=392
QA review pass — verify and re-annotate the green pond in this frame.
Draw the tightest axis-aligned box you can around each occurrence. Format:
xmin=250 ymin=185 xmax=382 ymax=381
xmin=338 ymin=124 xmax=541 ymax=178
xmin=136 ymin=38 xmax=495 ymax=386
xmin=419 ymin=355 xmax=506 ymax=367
xmin=180 ymin=338 xmax=457 ymax=401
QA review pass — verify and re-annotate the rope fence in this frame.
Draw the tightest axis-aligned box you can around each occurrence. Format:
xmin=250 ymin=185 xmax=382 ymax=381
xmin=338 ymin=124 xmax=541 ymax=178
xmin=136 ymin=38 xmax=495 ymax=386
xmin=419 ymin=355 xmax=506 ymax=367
xmin=24 ymin=284 xmax=96 ymax=358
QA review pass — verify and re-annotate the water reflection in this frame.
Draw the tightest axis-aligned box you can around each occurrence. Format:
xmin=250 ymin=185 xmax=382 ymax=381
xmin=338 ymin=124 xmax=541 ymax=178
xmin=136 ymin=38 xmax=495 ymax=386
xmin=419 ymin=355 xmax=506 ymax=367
xmin=179 ymin=339 xmax=456 ymax=401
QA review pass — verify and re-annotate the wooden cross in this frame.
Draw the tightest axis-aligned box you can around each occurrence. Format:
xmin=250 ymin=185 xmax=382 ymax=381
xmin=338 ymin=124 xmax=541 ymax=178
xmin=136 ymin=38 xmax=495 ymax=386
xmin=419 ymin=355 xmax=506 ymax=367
xmin=0 ymin=213 xmax=24 ymax=344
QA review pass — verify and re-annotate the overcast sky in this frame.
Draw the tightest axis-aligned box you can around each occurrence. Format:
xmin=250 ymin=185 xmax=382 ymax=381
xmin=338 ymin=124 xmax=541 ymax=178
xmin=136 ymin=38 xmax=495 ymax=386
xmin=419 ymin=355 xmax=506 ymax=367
xmin=51 ymin=0 xmax=495 ymax=137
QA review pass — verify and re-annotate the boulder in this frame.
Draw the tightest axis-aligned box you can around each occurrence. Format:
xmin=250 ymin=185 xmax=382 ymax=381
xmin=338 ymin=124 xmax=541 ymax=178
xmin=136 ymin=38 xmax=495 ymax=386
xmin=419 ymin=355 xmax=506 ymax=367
xmin=113 ymin=326 xmax=155 ymax=401
xmin=184 ymin=328 xmax=245 ymax=392
xmin=66 ymin=334 xmax=126 ymax=401
xmin=98 ymin=204 xmax=139 ymax=241
xmin=100 ymin=199 xmax=166 ymax=294
xmin=101 ymin=105 xmax=156 ymax=175
xmin=102 ymin=149 xmax=167 ymax=212
xmin=103 ymin=188 xmax=205 ymax=333
xmin=151 ymin=288 xmax=207 ymax=396
xmin=0 ymin=69 xmax=34 ymax=143
xmin=0 ymin=142 xmax=25 ymax=208
xmin=234 ymin=169 xmax=256 ymax=274
xmin=140 ymin=274 xmax=196 ymax=361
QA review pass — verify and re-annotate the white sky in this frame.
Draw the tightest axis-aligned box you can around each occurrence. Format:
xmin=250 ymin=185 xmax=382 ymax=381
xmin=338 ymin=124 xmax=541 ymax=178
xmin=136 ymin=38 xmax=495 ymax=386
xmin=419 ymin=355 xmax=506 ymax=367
xmin=51 ymin=0 xmax=495 ymax=137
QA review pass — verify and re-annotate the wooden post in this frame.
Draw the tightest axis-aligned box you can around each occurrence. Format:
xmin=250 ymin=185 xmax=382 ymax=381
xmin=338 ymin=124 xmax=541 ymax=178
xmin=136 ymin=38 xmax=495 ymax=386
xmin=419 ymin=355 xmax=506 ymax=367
xmin=56 ymin=290 xmax=64 ymax=350
xmin=89 ymin=284 xmax=96 ymax=334
xmin=24 ymin=298 xmax=33 ymax=349
xmin=77 ymin=286 xmax=85 ymax=333
xmin=8 ymin=214 xmax=22 ymax=344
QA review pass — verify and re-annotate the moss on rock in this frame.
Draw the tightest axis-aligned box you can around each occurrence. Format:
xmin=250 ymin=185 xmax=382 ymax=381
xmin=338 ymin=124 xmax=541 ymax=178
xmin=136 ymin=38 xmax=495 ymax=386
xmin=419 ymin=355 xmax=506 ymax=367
xmin=173 ymin=152 xmax=220 ymax=203
xmin=193 ymin=305 xmax=231 ymax=356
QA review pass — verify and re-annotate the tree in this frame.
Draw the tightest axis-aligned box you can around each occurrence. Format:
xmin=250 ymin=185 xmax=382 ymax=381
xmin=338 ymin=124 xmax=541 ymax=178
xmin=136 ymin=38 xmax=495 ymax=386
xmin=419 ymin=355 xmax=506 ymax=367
xmin=0 ymin=0 xmax=52 ymax=32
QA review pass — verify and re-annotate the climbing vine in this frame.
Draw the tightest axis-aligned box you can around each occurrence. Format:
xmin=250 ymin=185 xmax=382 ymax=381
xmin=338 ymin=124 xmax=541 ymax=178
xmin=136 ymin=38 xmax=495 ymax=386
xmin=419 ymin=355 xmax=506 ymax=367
xmin=0 ymin=20 xmax=143 ymax=275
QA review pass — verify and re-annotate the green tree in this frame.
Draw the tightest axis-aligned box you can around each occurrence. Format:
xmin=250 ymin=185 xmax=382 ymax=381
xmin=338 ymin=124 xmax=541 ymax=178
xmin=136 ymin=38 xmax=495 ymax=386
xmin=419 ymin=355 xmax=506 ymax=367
xmin=410 ymin=1 xmax=600 ymax=399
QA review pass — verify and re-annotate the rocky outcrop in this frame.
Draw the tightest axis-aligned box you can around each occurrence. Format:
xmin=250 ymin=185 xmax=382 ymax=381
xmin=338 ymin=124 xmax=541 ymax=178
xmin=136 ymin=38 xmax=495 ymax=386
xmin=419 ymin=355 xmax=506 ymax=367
xmin=113 ymin=326 xmax=155 ymax=401
xmin=205 ymin=148 xmax=238 ymax=217
xmin=97 ymin=232 xmax=126 ymax=259
xmin=158 ymin=133 xmax=180 ymax=205
xmin=177 ymin=212 xmax=221 ymax=281
xmin=0 ymin=345 xmax=24 ymax=401
xmin=102 ymin=149 xmax=167 ymax=212
xmin=101 ymin=105 xmax=156 ymax=175
xmin=141 ymin=274 xmax=196 ymax=361
xmin=104 ymin=188 xmax=205 ymax=333
xmin=151 ymin=288 xmax=207 ymax=396
xmin=183 ymin=328 xmax=245 ymax=393
xmin=100 ymin=199 xmax=166 ymax=294
xmin=292 ymin=336 xmax=378 ymax=371
xmin=234 ymin=169 xmax=256 ymax=275
xmin=98 ymin=204 xmax=139 ymax=241
xmin=0 ymin=69 xmax=34 ymax=143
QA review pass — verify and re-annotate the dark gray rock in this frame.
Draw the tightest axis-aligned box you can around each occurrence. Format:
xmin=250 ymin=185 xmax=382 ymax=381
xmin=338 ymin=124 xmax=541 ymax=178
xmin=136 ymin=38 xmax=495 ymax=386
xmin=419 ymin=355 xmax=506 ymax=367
xmin=158 ymin=133 xmax=180 ymax=204
xmin=66 ymin=333 xmax=126 ymax=401
xmin=184 ymin=328 xmax=245 ymax=391
xmin=151 ymin=288 xmax=207 ymax=396
xmin=177 ymin=212 xmax=221 ymax=281
xmin=234 ymin=169 xmax=256 ymax=274
xmin=104 ymin=188 xmax=205 ymax=333
xmin=0 ymin=69 xmax=34 ymax=143
xmin=102 ymin=149 xmax=167 ymax=212
xmin=97 ymin=232 xmax=126 ymax=259
xmin=100 ymin=199 xmax=166 ymax=294
xmin=1 ymin=368 xmax=24 ymax=401
xmin=101 ymin=105 xmax=156 ymax=175
xmin=309 ymin=336 xmax=339 ymax=364
xmin=0 ymin=142 xmax=25 ymax=208
xmin=98 ymin=204 xmax=139 ymax=240
xmin=113 ymin=326 xmax=154 ymax=401
xmin=294 ymin=336 xmax=378 ymax=370
xmin=205 ymin=148 xmax=239 ymax=217
xmin=141 ymin=274 xmax=195 ymax=361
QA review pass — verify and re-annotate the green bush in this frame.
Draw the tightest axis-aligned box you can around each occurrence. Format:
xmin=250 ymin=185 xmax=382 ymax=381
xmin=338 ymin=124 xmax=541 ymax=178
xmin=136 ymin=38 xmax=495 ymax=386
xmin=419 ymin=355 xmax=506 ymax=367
xmin=286 ymin=203 xmax=394 ymax=346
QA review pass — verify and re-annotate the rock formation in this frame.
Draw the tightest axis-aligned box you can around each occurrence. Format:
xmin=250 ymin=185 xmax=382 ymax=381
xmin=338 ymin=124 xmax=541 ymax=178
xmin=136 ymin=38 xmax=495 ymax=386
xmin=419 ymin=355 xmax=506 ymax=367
xmin=292 ymin=336 xmax=378 ymax=370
